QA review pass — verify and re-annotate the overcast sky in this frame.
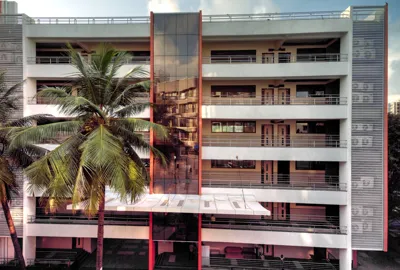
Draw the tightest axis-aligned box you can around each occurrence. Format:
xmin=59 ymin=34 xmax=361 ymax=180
xmin=13 ymin=0 xmax=400 ymax=101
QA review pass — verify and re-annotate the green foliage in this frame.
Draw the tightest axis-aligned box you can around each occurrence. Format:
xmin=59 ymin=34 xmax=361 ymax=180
xmin=389 ymin=113 xmax=400 ymax=220
xmin=9 ymin=43 xmax=167 ymax=215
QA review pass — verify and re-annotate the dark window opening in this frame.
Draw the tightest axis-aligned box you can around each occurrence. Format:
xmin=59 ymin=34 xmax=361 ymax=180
xmin=212 ymin=121 xmax=256 ymax=133
xmin=211 ymin=160 xmax=256 ymax=169
xmin=211 ymin=85 xmax=256 ymax=98
xmin=210 ymin=50 xmax=256 ymax=63
xmin=296 ymin=121 xmax=326 ymax=134
xmin=295 ymin=161 xmax=326 ymax=170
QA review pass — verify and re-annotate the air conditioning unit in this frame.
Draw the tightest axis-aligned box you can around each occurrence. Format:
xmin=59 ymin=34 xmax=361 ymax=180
xmin=352 ymin=180 xmax=363 ymax=189
xmin=360 ymin=176 xmax=374 ymax=188
xmin=362 ymin=208 xmax=373 ymax=216
xmin=352 ymin=136 xmax=372 ymax=147
xmin=352 ymin=222 xmax=363 ymax=233
xmin=363 ymin=222 xmax=373 ymax=232
xmin=352 ymin=206 xmax=363 ymax=216
xmin=352 ymin=82 xmax=373 ymax=91
xmin=353 ymin=38 xmax=363 ymax=47
xmin=364 ymin=39 xmax=374 ymax=48
xmin=352 ymin=123 xmax=373 ymax=131
xmin=354 ymin=49 xmax=376 ymax=59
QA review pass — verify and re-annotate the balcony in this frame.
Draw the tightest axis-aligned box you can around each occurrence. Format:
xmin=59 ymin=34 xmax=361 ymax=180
xmin=203 ymin=171 xmax=344 ymax=190
xmin=202 ymin=54 xmax=348 ymax=79
xmin=201 ymin=171 xmax=346 ymax=205
xmin=202 ymin=95 xmax=347 ymax=120
xmin=26 ymin=213 xmax=149 ymax=239
xmin=202 ymin=216 xmax=347 ymax=249
xmin=203 ymin=257 xmax=339 ymax=270
xmin=25 ymin=95 xmax=151 ymax=118
xmin=202 ymin=135 xmax=347 ymax=162
xmin=26 ymin=56 xmax=150 ymax=78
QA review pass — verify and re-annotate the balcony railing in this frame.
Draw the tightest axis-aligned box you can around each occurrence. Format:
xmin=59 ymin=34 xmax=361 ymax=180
xmin=27 ymin=94 xmax=150 ymax=105
xmin=203 ymin=135 xmax=346 ymax=148
xmin=203 ymin=53 xmax=348 ymax=64
xmin=24 ymin=16 xmax=150 ymax=24
xmin=27 ymin=56 xmax=150 ymax=64
xmin=202 ymin=172 xmax=345 ymax=191
xmin=203 ymin=10 xmax=350 ymax=22
xmin=28 ymin=214 xmax=149 ymax=226
xmin=203 ymin=95 xmax=347 ymax=105
xmin=203 ymin=257 xmax=339 ymax=270
xmin=202 ymin=215 xmax=346 ymax=235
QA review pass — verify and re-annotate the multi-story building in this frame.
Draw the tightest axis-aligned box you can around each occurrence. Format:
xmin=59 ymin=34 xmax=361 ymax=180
xmin=389 ymin=100 xmax=400 ymax=114
xmin=0 ymin=2 xmax=388 ymax=270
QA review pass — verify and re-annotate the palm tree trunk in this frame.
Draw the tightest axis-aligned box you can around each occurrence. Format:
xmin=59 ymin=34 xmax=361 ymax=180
xmin=0 ymin=196 xmax=26 ymax=270
xmin=96 ymin=187 xmax=105 ymax=270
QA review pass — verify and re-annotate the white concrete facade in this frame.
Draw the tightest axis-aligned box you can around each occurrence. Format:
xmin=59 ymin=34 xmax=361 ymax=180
xmin=0 ymin=6 xmax=385 ymax=270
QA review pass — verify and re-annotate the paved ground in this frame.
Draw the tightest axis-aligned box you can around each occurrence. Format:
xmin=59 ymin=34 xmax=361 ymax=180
xmin=357 ymin=250 xmax=400 ymax=269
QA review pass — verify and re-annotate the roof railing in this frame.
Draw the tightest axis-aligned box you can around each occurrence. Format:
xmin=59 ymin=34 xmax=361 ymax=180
xmin=203 ymin=10 xmax=350 ymax=22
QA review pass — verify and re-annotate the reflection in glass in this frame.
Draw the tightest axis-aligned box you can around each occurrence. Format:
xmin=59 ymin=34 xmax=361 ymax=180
xmin=153 ymin=213 xmax=198 ymax=241
xmin=152 ymin=13 xmax=200 ymax=196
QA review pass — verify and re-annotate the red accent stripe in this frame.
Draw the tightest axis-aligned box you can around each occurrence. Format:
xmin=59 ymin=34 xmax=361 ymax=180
xmin=149 ymin=12 xmax=154 ymax=195
xmin=198 ymin=10 xmax=203 ymax=196
xmin=198 ymin=11 xmax=203 ymax=270
xmin=383 ymin=3 xmax=389 ymax=252
xmin=198 ymin=214 xmax=202 ymax=270
xmin=149 ymin=12 xmax=155 ymax=270
xmin=148 ymin=213 xmax=154 ymax=269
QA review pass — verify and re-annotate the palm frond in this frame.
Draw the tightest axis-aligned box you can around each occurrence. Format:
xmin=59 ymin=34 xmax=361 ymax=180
xmin=112 ymin=103 xmax=151 ymax=118
xmin=111 ymin=118 xmax=168 ymax=139
xmin=8 ymin=120 xmax=83 ymax=148
xmin=25 ymin=134 xmax=84 ymax=199
xmin=0 ymin=157 xmax=17 ymax=202
xmin=7 ymin=114 xmax=54 ymax=127
xmin=56 ymin=96 xmax=106 ymax=119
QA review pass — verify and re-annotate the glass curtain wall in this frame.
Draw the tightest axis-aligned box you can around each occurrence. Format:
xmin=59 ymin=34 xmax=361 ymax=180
xmin=152 ymin=13 xmax=200 ymax=195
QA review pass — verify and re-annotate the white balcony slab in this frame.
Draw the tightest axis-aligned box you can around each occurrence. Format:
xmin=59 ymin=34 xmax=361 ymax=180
xmin=202 ymin=105 xmax=347 ymax=120
xmin=24 ymin=104 xmax=150 ymax=118
xmin=202 ymin=146 xmax=347 ymax=162
xmin=24 ymin=23 xmax=150 ymax=38
xmin=202 ymin=62 xmax=348 ymax=79
xmin=202 ymin=228 xmax=346 ymax=249
xmin=202 ymin=187 xmax=347 ymax=205
xmin=26 ymin=64 xmax=150 ymax=79
xmin=203 ymin=19 xmax=351 ymax=38
xmin=26 ymin=223 xmax=148 ymax=239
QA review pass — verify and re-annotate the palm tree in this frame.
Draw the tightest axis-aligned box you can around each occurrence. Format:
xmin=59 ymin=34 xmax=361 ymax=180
xmin=8 ymin=44 xmax=166 ymax=270
xmin=0 ymin=71 xmax=49 ymax=270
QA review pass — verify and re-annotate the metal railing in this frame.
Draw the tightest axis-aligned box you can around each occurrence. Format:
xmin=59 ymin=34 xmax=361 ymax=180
xmin=202 ymin=216 xmax=346 ymax=235
xmin=29 ymin=214 xmax=149 ymax=226
xmin=202 ymin=172 xmax=346 ymax=191
xmin=203 ymin=10 xmax=350 ymax=22
xmin=27 ymin=94 xmax=150 ymax=105
xmin=24 ymin=16 xmax=150 ymax=24
xmin=203 ymin=135 xmax=346 ymax=148
xmin=203 ymin=257 xmax=339 ymax=270
xmin=27 ymin=56 xmax=150 ymax=64
xmin=203 ymin=95 xmax=347 ymax=105
xmin=203 ymin=53 xmax=348 ymax=64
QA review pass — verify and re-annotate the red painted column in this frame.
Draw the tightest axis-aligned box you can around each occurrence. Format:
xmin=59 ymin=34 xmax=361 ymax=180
xmin=352 ymin=250 xmax=358 ymax=269
xmin=198 ymin=10 xmax=203 ymax=270
xmin=383 ymin=3 xmax=389 ymax=252
xmin=149 ymin=12 xmax=155 ymax=270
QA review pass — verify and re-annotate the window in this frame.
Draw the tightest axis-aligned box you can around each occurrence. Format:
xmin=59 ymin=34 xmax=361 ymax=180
xmin=211 ymin=160 xmax=256 ymax=169
xmin=295 ymin=161 xmax=326 ymax=170
xmin=211 ymin=121 xmax=256 ymax=133
xmin=211 ymin=85 xmax=256 ymax=98
xmin=296 ymin=121 xmax=325 ymax=134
